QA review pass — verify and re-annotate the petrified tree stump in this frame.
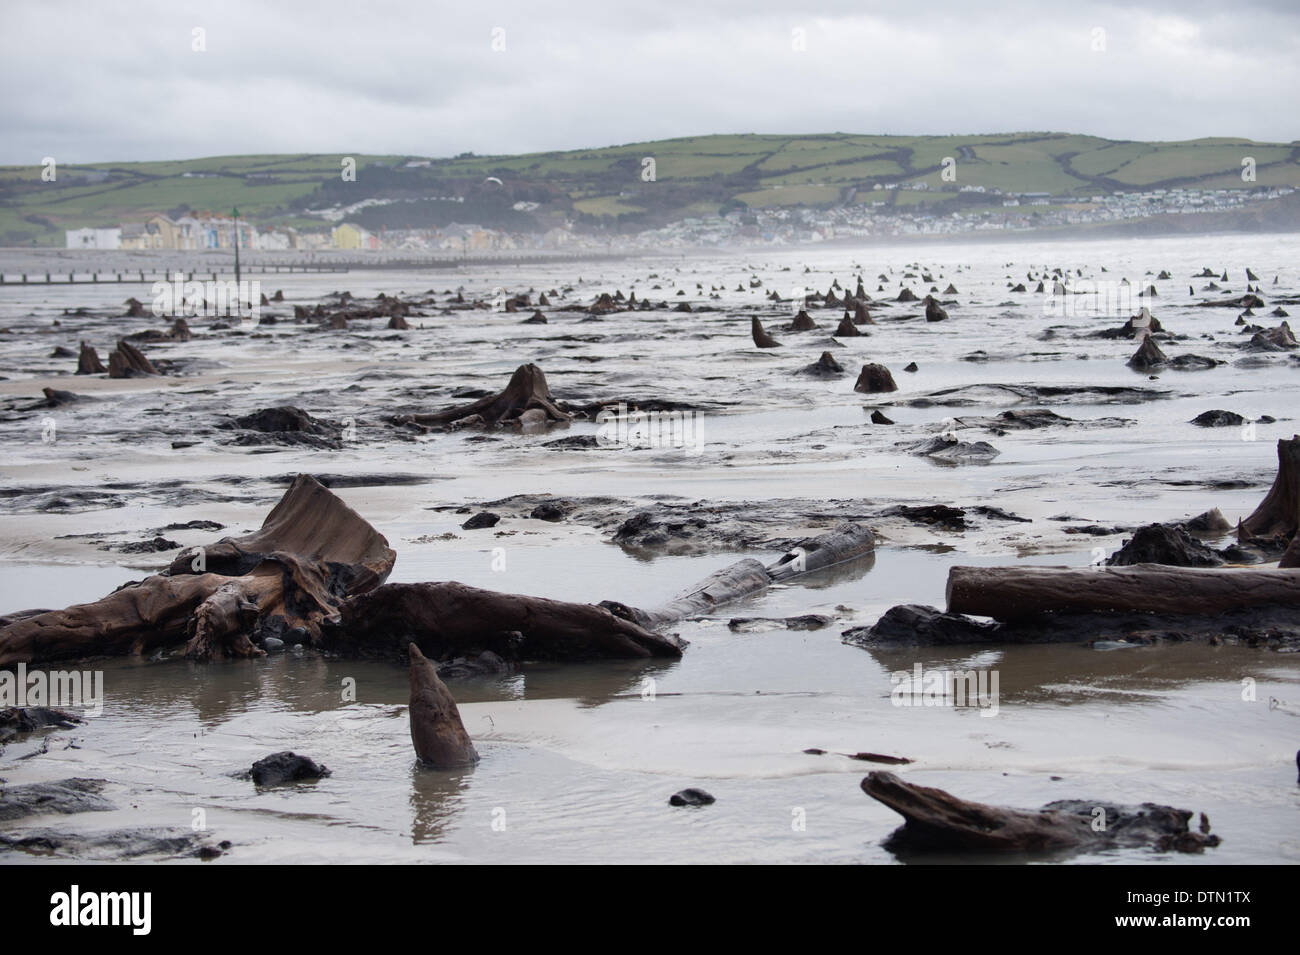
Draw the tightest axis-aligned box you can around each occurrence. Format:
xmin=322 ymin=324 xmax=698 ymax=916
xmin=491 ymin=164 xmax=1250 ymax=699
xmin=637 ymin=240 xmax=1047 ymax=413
xmin=751 ymin=317 xmax=782 ymax=348
xmin=1241 ymin=435 xmax=1300 ymax=541
xmin=107 ymin=340 xmax=157 ymax=378
xmin=409 ymin=644 xmax=479 ymax=768
xmin=76 ymin=341 xmax=105 ymax=375
xmin=854 ymin=363 xmax=898 ymax=394
xmin=395 ymin=363 xmax=570 ymax=428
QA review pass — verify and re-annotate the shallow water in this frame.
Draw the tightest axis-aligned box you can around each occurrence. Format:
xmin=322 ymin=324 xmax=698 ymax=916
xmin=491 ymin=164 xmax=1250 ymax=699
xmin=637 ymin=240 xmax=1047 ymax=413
xmin=1 ymin=233 xmax=1298 ymax=864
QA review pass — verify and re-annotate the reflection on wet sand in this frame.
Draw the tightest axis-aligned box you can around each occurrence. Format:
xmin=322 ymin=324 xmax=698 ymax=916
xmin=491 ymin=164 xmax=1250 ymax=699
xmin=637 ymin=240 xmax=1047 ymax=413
xmin=409 ymin=763 xmax=474 ymax=845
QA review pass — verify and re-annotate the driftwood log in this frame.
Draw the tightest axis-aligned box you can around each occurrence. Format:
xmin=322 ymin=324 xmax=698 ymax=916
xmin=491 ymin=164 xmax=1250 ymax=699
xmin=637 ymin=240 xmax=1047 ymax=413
xmin=605 ymin=523 xmax=875 ymax=630
xmin=946 ymin=563 xmax=1300 ymax=621
xmin=862 ymin=772 xmax=1219 ymax=854
xmin=0 ymin=475 xmax=396 ymax=666
xmin=323 ymin=581 xmax=684 ymax=661
xmin=393 ymin=363 xmax=570 ymax=428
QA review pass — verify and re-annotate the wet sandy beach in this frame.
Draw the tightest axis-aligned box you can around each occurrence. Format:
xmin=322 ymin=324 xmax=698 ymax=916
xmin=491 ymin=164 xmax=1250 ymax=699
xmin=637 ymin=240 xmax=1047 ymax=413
xmin=1 ymin=232 xmax=1297 ymax=864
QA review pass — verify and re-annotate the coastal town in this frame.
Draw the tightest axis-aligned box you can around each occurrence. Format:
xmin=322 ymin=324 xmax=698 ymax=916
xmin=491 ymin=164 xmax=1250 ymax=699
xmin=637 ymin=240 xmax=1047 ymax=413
xmin=64 ymin=182 xmax=1295 ymax=255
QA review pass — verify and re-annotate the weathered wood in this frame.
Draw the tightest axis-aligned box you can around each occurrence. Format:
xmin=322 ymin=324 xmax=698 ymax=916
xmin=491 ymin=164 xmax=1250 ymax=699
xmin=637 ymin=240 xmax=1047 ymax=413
xmin=768 ymin=522 xmax=875 ymax=582
xmin=751 ymin=316 xmax=781 ymax=348
xmin=607 ymin=559 xmax=771 ymax=630
xmin=408 ymin=644 xmax=479 ymax=767
xmin=946 ymin=563 xmax=1300 ymax=621
xmin=861 ymin=771 xmax=1219 ymax=854
xmin=1242 ymin=435 xmax=1300 ymax=540
xmin=324 ymin=581 xmax=684 ymax=661
xmin=607 ymin=523 xmax=875 ymax=629
xmin=0 ymin=475 xmax=396 ymax=666
xmin=394 ymin=363 xmax=569 ymax=428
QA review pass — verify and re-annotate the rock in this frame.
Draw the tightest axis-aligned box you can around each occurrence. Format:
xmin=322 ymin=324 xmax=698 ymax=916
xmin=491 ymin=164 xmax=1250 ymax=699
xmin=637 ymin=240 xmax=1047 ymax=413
xmin=896 ymin=288 xmax=918 ymax=302
xmin=870 ymin=410 xmax=894 ymax=424
xmin=530 ymin=501 xmax=570 ymax=522
xmin=0 ymin=827 xmax=219 ymax=861
xmin=1106 ymin=523 xmax=1225 ymax=567
xmin=669 ymin=788 xmax=715 ymax=807
xmin=522 ymin=311 xmax=547 ymax=324
xmin=261 ymin=637 xmax=285 ymax=654
xmin=1183 ymin=508 xmax=1232 ymax=534
xmin=853 ymin=301 xmax=874 ymax=325
xmin=1191 ymin=410 xmax=1246 ymax=427
xmin=225 ymin=406 xmax=342 ymax=449
xmin=908 ymin=434 xmax=1000 ymax=463
xmin=880 ymin=503 xmax=967 ymax=529
xmin=249 ymin=751 xmax=331 ymax=786
xmin=924 ymin=297 xmax=948 ymax=322
xmin=0 ymin=706 xmax=83 ymax=744
xmin=408 ymin=644 xmax=479 ymax=767
xmin=0 ymin=778 xmax=114 ymax=822
xmin=903 ymin=362 xmax=918 ymax=373
xmin=854 ymin=363 xmax=898 ymax=393
xmin=461 ymin=511 xmax=500 ymax=530
xmin=387 ymin=315 xmax=410 ymax=330
xmin=114 ymin=536 xmax=180 ymax=554
xmin=728 ymin=614 xmax=833 ymax=632
xmin=842 ymin=605 xmax=997 ymax=647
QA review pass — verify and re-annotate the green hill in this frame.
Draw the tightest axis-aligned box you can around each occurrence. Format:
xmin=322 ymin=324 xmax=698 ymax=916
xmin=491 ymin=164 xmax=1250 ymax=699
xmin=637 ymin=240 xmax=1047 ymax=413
xmin=2 ymin=132 xmax=1297 ymax=245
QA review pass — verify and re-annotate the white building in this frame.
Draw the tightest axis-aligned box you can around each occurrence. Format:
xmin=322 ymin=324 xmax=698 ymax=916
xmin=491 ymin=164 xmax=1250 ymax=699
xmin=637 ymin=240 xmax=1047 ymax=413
xmin=65 ymin=227 xmax=122 ymax=250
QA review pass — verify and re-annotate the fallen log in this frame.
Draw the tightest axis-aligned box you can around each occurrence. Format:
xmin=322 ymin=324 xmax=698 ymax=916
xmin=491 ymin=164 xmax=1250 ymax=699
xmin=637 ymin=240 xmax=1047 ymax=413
xmin=0 ymin=475 xmax=396 ymax=666
xmin=946 ymin=563 xmax=1300 ymax=621
xmin=861 ymin=772 xmax=1220 ymax=854
xmin=322 ymin=581 xmax=684 ymax=661
xmin=606 ymin=523 xmax=875 ymax=629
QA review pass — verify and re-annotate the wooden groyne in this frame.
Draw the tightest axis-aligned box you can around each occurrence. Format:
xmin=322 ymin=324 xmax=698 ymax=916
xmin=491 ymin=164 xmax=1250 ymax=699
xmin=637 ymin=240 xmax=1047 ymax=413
xmin=0 ymin=264 xmax=348 ymax=286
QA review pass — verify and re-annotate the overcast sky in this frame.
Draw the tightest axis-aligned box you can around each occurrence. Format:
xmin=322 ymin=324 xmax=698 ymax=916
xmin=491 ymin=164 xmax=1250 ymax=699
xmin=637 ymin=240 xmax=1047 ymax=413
xmin=2 ymin=0 xmax=1297 ymax=165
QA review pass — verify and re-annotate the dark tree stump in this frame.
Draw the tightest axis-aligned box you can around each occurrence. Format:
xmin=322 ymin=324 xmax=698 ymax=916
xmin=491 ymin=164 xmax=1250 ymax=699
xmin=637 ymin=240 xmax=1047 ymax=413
xmin=396 ymin=363 xmax=570 ymax=428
